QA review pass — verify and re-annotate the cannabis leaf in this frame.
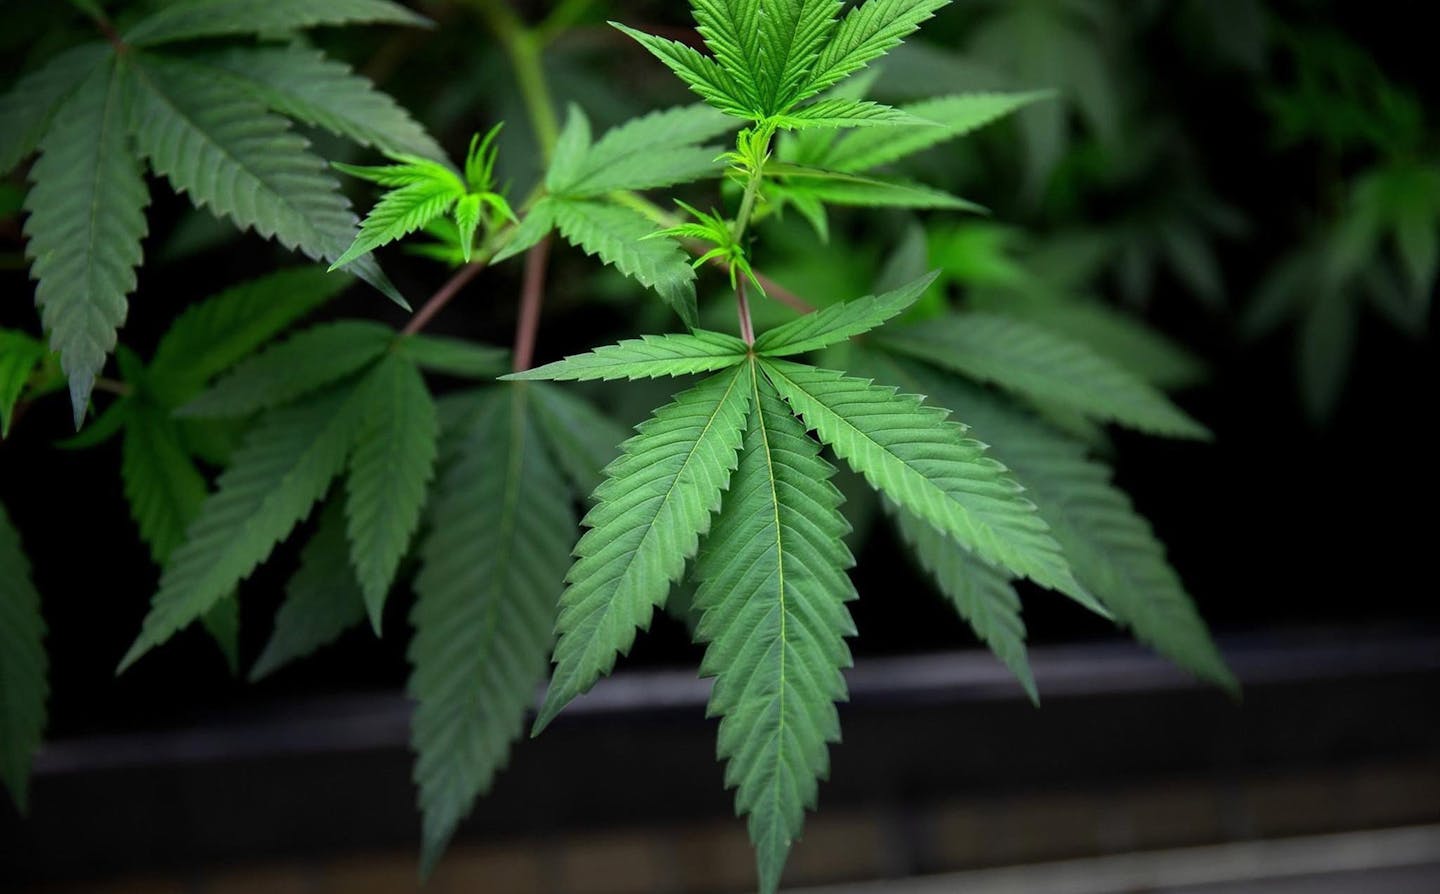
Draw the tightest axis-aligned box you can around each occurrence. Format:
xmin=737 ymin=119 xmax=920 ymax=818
xmin=0 ymin=330 xmax=46 ymax=438
xmin=759 ymin=359 xmax=1097 ymax=610
xmin=6 ymin=1 xmax=434 ymax=422
xmin=180 ymin=322 xmax=395 ymax=419
xmin=693 ymin=363 xmax=857 ymax=894
xmin=334 ymin=126 xmax=514 ymax=268
xmin=507 ymin=331 xmax=749 ymax=382
xmin=0 ymin=502 xmax=47 ymax=814
xmin=345 ymin=356 xmax=439 ymax=630
xmin=753 ymin=271 xmax=937 ymax=355
xmin=250 ymin=504 xmax=367 ymax=682
xmin=120 ymin=320 xmax=444 ymax=669
xmin=196 ymin=44 xmax=444 ymax=160
xmin=409 ymin=386 xmax=575 ymax=873
xmin=889 ymin=504 xmax=1036 ymax=701
xmin=615 ymin=0 xmax=949 ymax=128
xmin=121 ymin=0 xmax=430 ymax=46
xmin=867 ymin=352 xmax=1235 ymax=691
xmin=877 ymin=313 xmax=1211 ymax=439
xmin=24 ymin=58 xmax=148 ymax=426
xmin=119 ymin=384 xmax=370 ymax=671
xmin=533 ymin=365 xmax=753 ymax=732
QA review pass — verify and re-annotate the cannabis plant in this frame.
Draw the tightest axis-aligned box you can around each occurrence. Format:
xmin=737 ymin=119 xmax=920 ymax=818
xmin=1 ymin=1 xmax=1234 ymax=890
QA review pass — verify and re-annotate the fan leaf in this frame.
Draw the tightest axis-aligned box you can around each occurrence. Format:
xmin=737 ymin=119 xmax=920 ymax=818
xmin=506 ymin=331 xmax=748 ymax=382
xmin=23 ymin=58 xmax=149 ymax=424
xmin=409 ymin=386 xmax=575 ymax=872
xmin=694 ymin=361 xmax=856 ymax=894
xmin=533 ymin=365 xmax=753 ymax=732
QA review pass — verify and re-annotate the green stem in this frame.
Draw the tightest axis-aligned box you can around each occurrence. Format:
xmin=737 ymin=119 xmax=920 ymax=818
xmin=731 ymin=169 xmax=763 ymax=243
xmin=474 ymin=0 xmax=561 ymax=161
xmin=537 ymin=0 xmax=598 ymax=44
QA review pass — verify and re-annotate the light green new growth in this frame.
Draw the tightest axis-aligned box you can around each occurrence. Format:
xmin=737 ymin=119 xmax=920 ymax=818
xmin=409 ymin=387 xmax=575 ymax=873
xmin=694 ymin=364 xmax=858 ymax=894
xmin=333 ymin=125 xmax=514 ymax=268
xmin=533 ymin=366 xmax=753 ymax=732
xmin=250 ymin=504 xmax=367 ymax=682
xmin=879 ymin=313 xmax=1212 ymax=439
xmin=505 ymin=331 xmax=748 ymax=382
xmin=0 ymin=503 xmax=47 ymax=814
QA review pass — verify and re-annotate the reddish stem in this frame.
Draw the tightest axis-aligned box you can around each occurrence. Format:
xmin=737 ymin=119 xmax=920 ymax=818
xmin=513 ymin=236 xmax=553 ymax=372
xmin=753 ymin=271 xmax=815 ymax=315
xmin=402 ymin=261 xmax=486 ymax=336
xmin=736 ymin=278 xmax=756 ymax=346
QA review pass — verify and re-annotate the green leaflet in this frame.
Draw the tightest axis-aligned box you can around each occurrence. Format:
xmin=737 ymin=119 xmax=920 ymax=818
xmin=147 ymin=267 xmax=352 ymax=406
xmin=409 ymin=386 xmax=575 ymax=873
xmin=694 ymin=362 xmax=857 ymax=894
xmin=770 ymin=98 xmax=912 ymax=130
xmin=23 ymin=58 xmax=149 ymax=425
xmin=125 ymin=55 xmax=403 ymax=308
xmin=330 ymin=175 xmax=462 ymax=270
xmin=754 ymin=271 xmax=937 ymax=356
xmin=759 ymin=358 xmax=1099 ymax=613
xmin=800 ymin=0 xmax=952 ymax=101
xmin=122 ymin=402 xmax=207 ymax=566
xmin=0 ymin=502 xmax=47 ymax=814
xmin=124 ymin=0 xmax=430 ymax=46
xmin=821 ymin=91 xmax=1053 ymax=171
xmin=548 ymin=104 xmax=733 ymax=197
xmin=889 ymin=504 xmax=1036 ymax=703
xmin=872 ymin=353 xmax=1236 ymax=692
xmin=491 ymin=199 xmax=557 ymax=264
xmin=0 ymin=41 xmax=109 ymax=176
xmin=119 ymin=383 xmax=371 ymax=671
xmin=549 ymin=199 xmax=699 ymax=327
xmin=610 ymin=25 xmax=755 ymax=120
xmin=0 ymin=330 xmax=46 ymax=438
xmin=506 ymin=331 xmax=748 ymax=382
xmin=877 ymin=313 xmax=1211 ymax=439
xmin=181 ymin=321 xmax=394 ymax=418
xmin=773 ymin=177 xmax=981 ymax=213
xmin=617 ymin=1 xmax=939 ymax=126
xmin=394 ymin=336 xmax=509 ymax=379
xmin=534 ymin=365 xmax=753 ymax=732
xmin=250 ymin=503 xmax=367 ymax=682
xmin=527 ymin=384 xmax=631 ymax=496
xmin=198 ymin=44 xmax=444 ymax=160
xmin=345 ymin=356 xmax=440 ymax=631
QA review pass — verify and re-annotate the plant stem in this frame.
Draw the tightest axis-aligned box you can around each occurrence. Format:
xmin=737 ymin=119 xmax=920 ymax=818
xmin=536 ymin=0 xmax=598 ymax=44
xmin=731 ymin=169 xmax=763 ymax=243
xmin=93 ymin=377 xmax=132 ymax=397
xmin=513 ymin=236 xmax=553 ymax=372
xmin=402 ymin=260 xmax=488 ymax=336
xmin=735 ymin=278 xmax=756 ymax=346
xmin=475 ymin=0 xmax=561 ymax=162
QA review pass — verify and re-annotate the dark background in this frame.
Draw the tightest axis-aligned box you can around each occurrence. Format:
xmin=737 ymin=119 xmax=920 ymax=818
xmin=1 ymin=0 xmax=1437 ymax=889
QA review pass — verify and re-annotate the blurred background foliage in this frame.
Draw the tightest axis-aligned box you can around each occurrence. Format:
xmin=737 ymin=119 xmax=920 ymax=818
xmin=2 ymin=0 xmax=1437 ymax=733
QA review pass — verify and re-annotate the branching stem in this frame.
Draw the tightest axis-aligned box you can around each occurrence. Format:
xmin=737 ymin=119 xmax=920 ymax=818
xmin=735 ymin=278 xmax=756 ymax=346
xmin=513 ymin=236 xmax=553 ymax=372
xmin=402 ymin=261 xmax=488 ymax=336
